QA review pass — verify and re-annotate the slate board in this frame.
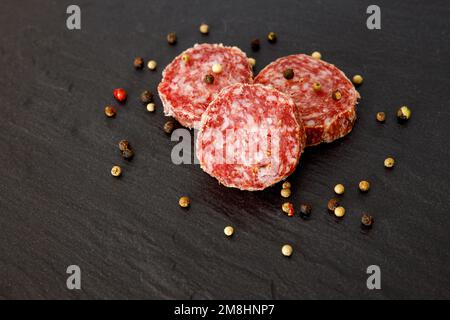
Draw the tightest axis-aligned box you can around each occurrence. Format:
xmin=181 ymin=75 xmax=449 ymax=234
xmin=0 ymin=0 xmax=449 ymax=299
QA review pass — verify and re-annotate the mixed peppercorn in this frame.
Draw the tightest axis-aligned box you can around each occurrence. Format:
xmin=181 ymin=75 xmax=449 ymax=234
xmin=99 ymin=26 xmax=412 ymax=259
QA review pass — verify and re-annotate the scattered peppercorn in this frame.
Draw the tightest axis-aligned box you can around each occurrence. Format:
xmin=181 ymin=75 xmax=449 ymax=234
xmin=397 ymin=105 xmax=411 ymax=122
xmin=281 ymin=244 xmax=293 ymax=257
xmin=147 ymin=60 xmax=157 ymax=71
xmin=267 ymin=32 xmax=277 ymax=43
xmin=312 ymin=82 xmax=321 ymax=91
xmin=113 ymin=88 xmax=127 ymax=102
xmin=332 ymin=90 xmax=342 ymax=101
xmin=204 ymin=74 xmax=214 ymax=84
xmin=251 ymin=38 xmax=260 ymax=51
xmin=224 ymin=226 xmax=234 ymax=237
xmin=179 ymin=196 xmax=190 ymax=208
xmin=111 ymin=165 xmax=122 ymax=177
xmin=352 ymin=74 xmax=363 ymax=85
xmin=104 ymin=106 xmax=116 ymax=118
xmin=146 ymin=103 xmax=155 ymax=112
xmin=327 ymin=198 xmax=339 ymax=212
xmin=118 ymin=140 xmax=130 ymax=151
xmin=167 ymin=32 xmax=177 ymax=45
xmin=212 ymin=63 xmax=223 ymax=74
xmin=199 ymin=23 xmax=209 ymax=34
xmin=282 ymin=202 xmax=294 ymax=216
xmin=181 ymin=54 xmax=190 ymax=63
xmin=299 ymin=203 xmax=312 ymax=218
xmin=140 ymin=90 xmax=153 ymax=104
xmin=121 ymin=148 xmax=134 ymax=160
xmin=376 ymin=112 xmax=386 ymax=122
xmin=384 ymin=157 xmax=395 ymax=168
xmin=281 ymin=188 xmax=291 ymax=198
xmin=283 ymin=68 xmax=294 ymax=80
xmin=163 ymin=120 xmax=176 ymax=134
xmin=334 ymin=184 xmax=345 ymax=195
xmin=248 ymin=57 xmax=256 ymax=67
xmin=134 ymin=57 xmax=144 ymax=69
xmin=334 ymin=206 xmax=346 ymax=218
xmin=359 ymin=180 xmax=370 ymax=192
xmin=361 ymin=214 xmax=375 ymax=229
xmin=282 ymin=181 xmax=291 ymax=189
xmin=311 ymin=51 xmax=322 ymax=60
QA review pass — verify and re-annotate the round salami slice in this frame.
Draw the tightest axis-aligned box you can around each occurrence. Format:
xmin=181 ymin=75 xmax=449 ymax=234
xmin=196 ymin=83 xmax=306 ymax=191
xmin=158 ymin=43 xmax=253 ymax=129
xmin=254 ymin=54 xmax=359 ymax=146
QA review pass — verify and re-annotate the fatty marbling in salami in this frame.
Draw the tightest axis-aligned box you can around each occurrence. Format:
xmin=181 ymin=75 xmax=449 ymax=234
xmin=254 ymin=54 xmax=359 ymax=146
xmin=196 ymin=83 xmax=306 ymax=191
xmin=158 ymin=43 xmax=253 ymax=129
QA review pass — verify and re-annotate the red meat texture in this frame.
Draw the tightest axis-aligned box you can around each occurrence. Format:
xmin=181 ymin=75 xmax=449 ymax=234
xmin=255 ymin=54 xmax=359 ymax=146
xmin=158 ymin=43 xmax=253 ymax=129
xmin=196 ymin=83 xmax=306 ymax=191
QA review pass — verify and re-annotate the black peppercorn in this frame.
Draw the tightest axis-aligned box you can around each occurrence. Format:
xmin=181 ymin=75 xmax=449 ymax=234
xmin=361 ymin=214 xmax=374 ymax=229
xmin=140 ymin=90 xmax=153 ymax=104
xmin=283 ymin=68 xmax=294 ymax=80
xmin=164 ymin=120 xmax=175 ymax=134
xmin=118 ymin=140 xmax=130 ymax=152
xmin=121 ymin=148 xmax=134 ymax=160
xmin=299 ymin=203 xmax=312 ymax=218
xmin=167 ymin=32 xmax=177 ymax=45
xmin=204 ymin=74 xmax=214 ymax=84
xmin=251 ymin=38 xmax=260 ymax=51
xmin=134 ymin=57 xmax=144 ymax=69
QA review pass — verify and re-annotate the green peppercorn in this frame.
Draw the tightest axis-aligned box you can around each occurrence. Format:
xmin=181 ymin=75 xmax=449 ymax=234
xmin=140 ymin=90 xmax=153 ymax=104
xmin=283 ymin=68 xmax=294 ymax=80
xmin=251 ymin=38 xmax=260 ymax=51
xmin=118 ymin=140 xmax=130 ymax=152
xmin=134 ymin=57 xmax=144 ymax=69
xmin=327 ymin=198 xmax=339 ymax=212
xmin=332 ymin=90 xmax=342 ymax=101
xmin=204 ymin=74 xmax=214 ymax=84
xmin=267 ymin=32 xmax=277 ymax=43
xmin=361 ymin=214 xmax=374 ymax=229
xmin=299 ymin=203 xmax=312 ymax=218
xmin=121 ymin=148 xmax=134 ymax=160
xmin=167 ymin=32 xmax=177 ymax=45
xmin=164 ymin=120 xmax=175 ymax=134
xmin=397 ymin=106 xmax=411 ymax=122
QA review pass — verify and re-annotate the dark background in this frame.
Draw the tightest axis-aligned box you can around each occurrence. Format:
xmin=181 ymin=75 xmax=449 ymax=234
xmin=0 ymin=0 xmax=449 ymax=299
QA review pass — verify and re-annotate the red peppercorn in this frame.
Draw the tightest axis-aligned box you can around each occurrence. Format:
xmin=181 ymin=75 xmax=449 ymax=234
xmin=113 ymin=88 xmax=127 ymax=102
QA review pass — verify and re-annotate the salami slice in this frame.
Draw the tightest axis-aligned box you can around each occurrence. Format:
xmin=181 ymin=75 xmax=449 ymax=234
xmin=196 ymin=83 xmax=306 ymax=191
xmin=254 ymin=54 xmax=359 ymax=146
xmin=158 ymin=43 xmax=253 ymax=129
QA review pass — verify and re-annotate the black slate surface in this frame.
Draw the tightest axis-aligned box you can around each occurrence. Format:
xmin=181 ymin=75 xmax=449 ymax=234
xmin=0 ymin=0 xmax=449 ymax=299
